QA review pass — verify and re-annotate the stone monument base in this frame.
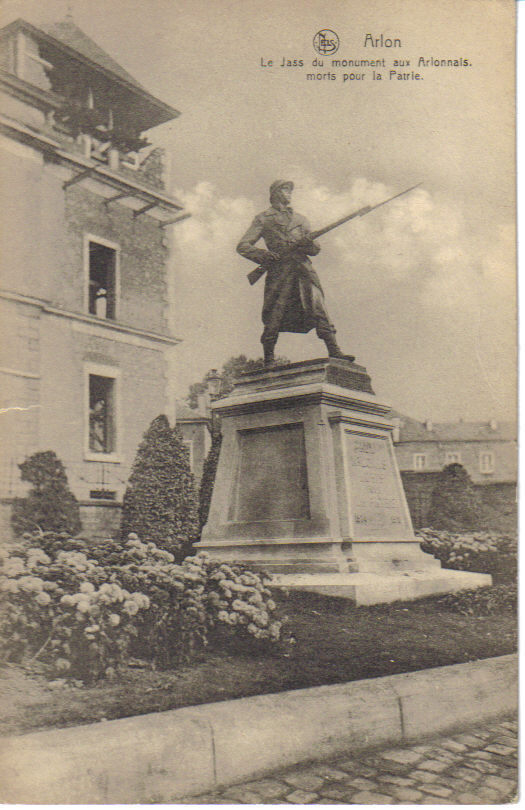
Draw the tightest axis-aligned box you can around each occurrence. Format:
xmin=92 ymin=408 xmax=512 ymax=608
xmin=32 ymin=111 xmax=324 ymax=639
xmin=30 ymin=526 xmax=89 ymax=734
xmin=273 ymin=570 xmax=492 ymax=606
xmin=197 ymin=358 xmax=492 ymax=604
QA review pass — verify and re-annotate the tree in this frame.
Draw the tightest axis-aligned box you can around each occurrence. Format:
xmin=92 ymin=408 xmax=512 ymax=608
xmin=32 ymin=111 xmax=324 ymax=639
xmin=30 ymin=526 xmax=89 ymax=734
xmin=11 ymin=451 xmax=82 ymax=536
xmin=427 ymin=463 xmax=482 ymax=531
xmin=198 ymin=431 xmax=222 ymax=532
xmin=187 ymin=354 xmax=288 ymax=408
xmin=120 ymin=415 xmax=199 ymax=558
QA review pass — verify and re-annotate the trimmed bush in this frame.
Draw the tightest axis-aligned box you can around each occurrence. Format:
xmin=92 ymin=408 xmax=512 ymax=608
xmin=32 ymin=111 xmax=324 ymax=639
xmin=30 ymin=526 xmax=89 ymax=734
xmin=120 ymin=415 xmax=199 ymax=559
xmin=418 ymin=528 xmax=517 ymax=583
xmin=198 ymin=431 xmax=222 ymax=531
xmin=11 ymin=451 xmax=81 ymax=537
xmin=426 ymin=463 xmax=481 ymax=531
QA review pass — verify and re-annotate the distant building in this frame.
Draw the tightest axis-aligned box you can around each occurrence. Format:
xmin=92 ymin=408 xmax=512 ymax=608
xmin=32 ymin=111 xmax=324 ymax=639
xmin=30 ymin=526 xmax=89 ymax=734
xmin=391 ymin=414 xmax=517 ymax=529
xmin=0 ymin=16 xmax=188 ymax=537
xmin=175 ymin=400 xmax=211 ymax=489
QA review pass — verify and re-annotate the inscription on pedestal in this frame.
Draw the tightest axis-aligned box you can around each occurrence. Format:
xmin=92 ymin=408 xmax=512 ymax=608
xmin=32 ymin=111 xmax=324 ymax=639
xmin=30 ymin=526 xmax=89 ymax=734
xmin=344 ymin=432 xmax=410 ymax=538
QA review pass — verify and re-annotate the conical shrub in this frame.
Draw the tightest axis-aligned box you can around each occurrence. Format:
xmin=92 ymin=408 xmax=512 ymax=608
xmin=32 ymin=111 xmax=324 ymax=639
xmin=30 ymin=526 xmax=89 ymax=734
xmin=120 ymin=415 xmax=199 ymax=558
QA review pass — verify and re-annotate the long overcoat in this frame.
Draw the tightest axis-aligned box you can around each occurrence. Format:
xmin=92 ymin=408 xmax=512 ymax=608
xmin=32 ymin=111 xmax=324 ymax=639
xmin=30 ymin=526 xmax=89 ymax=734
xmin=237 ymin=205 xmax=323 ymax=334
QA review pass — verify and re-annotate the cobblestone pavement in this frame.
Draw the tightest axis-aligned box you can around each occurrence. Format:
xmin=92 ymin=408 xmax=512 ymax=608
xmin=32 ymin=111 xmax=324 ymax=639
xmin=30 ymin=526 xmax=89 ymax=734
xmin=189 ymin=717 xmax=517 ymax=804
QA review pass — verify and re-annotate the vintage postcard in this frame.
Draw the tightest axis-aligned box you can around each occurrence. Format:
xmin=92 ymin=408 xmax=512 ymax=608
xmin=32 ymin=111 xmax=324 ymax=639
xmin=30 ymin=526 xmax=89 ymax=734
xmin=0 ymin=0 xmax=517 ymax=804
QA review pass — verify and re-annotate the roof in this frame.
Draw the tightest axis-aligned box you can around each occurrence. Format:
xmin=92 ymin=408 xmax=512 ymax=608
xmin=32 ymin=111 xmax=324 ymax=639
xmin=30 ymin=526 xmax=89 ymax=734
xmin=175 ymin=401 xmax=208 ymax=422
xmin=390 ymin=411 xmax=517 ymax=443
xmin=42 ymin=18 xmax=146 ymax=91
xmin=0 ymin=18 xmax=180 ymax=127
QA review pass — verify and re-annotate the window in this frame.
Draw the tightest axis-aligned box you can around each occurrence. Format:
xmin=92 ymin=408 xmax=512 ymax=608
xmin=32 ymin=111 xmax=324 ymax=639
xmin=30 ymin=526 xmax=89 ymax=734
xmin=89 ymin=374 xmax=115 ymax=454
xmin=413 ymin=453 xmax=427 ymax=471
xmin=86 ymin=238 xmax=118 ymax=319
xmin=446 ymin=452 xmax=462 ymax=465
xmin=479 ymin=452 xmax=495 ymax=474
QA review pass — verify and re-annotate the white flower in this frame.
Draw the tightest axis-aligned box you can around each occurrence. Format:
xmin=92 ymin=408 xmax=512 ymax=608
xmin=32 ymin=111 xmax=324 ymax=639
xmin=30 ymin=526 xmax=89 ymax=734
xmin=35 ymin=591 xmax=51 ymax=606
xmin=254 ymin=610 xmax=269 ymax=627
xmin=80 ymin=582 xmax=95 ymax=594
xmin=18 ymin=576 xmax=44 ymax=592
xmin=5 ymin=558 xmax=25 ymax=576
xmin=123 ymin=600 xmax=139 ymax=616
xmin=27 ymin=549 xmax=51 ymax=566
xmin=108 ymin=613 xmax=120 ymax=626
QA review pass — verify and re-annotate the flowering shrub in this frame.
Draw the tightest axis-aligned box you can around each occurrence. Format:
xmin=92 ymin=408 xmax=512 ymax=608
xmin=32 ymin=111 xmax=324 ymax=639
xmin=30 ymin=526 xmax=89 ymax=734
xmin=430 ymin=583 xmax=517 ymax=616
xmin=0 ymin=543 xmax=149 ymax=683
xmin=114 ymin=535 xmax=283 ymax=667
xmin=418 ymin=528 xmax=517 ymax=583
xmin=0 ymin=532 xmax=285 ymax=681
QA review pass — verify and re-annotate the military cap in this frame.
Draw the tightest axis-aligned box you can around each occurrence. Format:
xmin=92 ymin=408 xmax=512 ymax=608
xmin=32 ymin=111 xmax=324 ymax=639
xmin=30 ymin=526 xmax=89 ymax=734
xmin=269 ymin=179 xmax=294 ymax=198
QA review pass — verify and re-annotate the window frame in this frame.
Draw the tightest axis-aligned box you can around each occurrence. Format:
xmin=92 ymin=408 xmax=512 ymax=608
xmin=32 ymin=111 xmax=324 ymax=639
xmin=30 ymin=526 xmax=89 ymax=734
xmin=479 ymin=451 xmax=495 ymax=474
xmin=84 ymin=363 xmax=121 ymax=462
xmin=412 ymin=453 xmax=427 ymax=471
xmin=445 ymin=451 xmax=462 ymax=465
xmin=83 ymin=233 xmax=120 ymax=321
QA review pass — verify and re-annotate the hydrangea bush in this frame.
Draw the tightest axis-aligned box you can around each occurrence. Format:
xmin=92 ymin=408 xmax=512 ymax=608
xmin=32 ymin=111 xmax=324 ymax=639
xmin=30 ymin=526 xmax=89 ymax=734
xmin=113 ymin=535 xmax=283 ymax=667
xmin=417 ymin=528 xmax=517 ymax=583
xmin=0 ymin=543 xmax=149 ymax=683
xmin=0 ymin=532 xmax=284 ymax=682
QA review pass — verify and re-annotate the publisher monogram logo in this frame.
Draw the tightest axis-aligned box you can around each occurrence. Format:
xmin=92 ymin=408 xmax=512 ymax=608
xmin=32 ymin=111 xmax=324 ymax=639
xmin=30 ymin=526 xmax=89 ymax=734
xmin=313 ymin=29 xmax=340 ymax=55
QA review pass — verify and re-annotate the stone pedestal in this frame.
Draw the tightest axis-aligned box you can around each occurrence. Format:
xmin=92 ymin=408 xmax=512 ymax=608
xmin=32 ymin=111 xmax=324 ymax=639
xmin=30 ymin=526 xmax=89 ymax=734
xmin=197 ymin=359 xmax=491 ymax=603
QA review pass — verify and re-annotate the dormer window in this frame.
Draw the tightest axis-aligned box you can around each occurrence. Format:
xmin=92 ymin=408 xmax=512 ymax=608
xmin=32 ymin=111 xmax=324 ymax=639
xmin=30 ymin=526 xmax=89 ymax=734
xmin=85 ymin=236 xmax=118 ymax=319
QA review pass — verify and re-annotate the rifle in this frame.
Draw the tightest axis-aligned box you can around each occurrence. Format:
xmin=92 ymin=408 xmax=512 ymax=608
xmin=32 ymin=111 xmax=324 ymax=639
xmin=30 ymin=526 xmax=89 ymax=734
xmin=246 ymin=182 xmax=421 ymax=286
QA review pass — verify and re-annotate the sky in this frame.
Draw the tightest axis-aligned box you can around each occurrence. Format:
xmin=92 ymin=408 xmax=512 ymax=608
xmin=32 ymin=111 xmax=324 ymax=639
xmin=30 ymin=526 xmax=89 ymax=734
xmin=0 ymin=0 xmax=517 ymax=422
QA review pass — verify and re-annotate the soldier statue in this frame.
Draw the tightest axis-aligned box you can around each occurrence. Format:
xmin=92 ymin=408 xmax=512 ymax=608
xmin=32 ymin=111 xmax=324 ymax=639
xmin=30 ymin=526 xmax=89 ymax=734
xmin=237 ymin=180 xmax=354 ymax=367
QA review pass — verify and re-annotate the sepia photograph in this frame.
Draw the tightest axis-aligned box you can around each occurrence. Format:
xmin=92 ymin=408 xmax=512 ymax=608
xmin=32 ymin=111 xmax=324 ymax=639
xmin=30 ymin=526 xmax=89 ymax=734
xmin=0 ymin=0 xmax=518 ymax=803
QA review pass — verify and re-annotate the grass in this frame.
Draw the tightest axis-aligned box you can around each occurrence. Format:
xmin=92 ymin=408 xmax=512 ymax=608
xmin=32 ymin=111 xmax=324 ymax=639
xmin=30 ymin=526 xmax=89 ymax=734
xmin=0 ymin=588 xmax=517 ymax=737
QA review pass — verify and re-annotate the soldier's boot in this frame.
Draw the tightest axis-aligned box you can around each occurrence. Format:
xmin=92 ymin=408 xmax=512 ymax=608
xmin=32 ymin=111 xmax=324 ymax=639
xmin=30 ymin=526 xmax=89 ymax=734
xmin=324 ymin=333 xmax=355 ymax=363
xmin=263 ymin=339 xmax=277 ymax=368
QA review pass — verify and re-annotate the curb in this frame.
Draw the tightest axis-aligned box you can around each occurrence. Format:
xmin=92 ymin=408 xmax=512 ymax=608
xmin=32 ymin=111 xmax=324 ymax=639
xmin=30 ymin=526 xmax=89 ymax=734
xmin=0 ymin=653 xmax=517 ymax=803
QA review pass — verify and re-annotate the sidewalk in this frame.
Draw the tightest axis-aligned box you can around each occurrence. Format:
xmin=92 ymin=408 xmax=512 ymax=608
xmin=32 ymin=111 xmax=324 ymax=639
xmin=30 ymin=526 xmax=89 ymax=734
xmin=189 ymin=717 xmax=518 ymax=804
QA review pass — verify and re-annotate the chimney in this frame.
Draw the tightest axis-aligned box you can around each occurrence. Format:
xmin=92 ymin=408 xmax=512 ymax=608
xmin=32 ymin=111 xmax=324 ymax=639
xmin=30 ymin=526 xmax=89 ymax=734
xmin=197 ymin=392 xmax=210 ymax=415
xmin=425 ymin=419 xmax=433 ymax=432
xmin=489 ymin=418 xmax=498 ymax=431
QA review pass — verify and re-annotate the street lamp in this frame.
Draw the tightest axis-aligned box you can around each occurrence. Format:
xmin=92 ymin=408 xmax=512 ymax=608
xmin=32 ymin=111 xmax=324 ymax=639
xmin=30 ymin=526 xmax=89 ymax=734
xmin=205 ymin=369 xmax=222 ymax=438
xmin=206 ymin=369 xmax=222 ymax=399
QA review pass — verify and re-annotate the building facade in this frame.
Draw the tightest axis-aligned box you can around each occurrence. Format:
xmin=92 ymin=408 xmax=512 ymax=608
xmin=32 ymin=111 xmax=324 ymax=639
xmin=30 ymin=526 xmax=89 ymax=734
xmin=392 ymin=415 xmax=517 ymax=529
xmin=0 ymin=17 xmax=187 ymax=537
xmin=175 ymin=401 xmax=211 ymax=490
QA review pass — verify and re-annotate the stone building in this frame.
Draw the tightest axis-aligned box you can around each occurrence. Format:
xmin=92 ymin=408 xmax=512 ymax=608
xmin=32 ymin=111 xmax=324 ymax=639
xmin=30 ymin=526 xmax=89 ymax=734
xmin=391 ymin=414 xmax=517 ymax=529
xmin=0 ymin=16 xmax=188 ymax=537
xmin=175 ymin=401 xmax=211 ymax=489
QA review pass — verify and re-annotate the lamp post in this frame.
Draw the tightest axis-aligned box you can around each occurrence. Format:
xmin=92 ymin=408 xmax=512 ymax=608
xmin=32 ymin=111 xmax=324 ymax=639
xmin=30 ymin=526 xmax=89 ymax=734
xmin=205 ymin=369 xmax=222 ymax=438
xmin=205 ymin=369 xmax=222 ymax=399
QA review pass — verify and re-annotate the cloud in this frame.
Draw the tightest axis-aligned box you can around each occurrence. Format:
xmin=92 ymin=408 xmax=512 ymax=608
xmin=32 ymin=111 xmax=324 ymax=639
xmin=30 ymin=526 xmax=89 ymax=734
xmin=169 ymin=176 xmax=515 ymax=419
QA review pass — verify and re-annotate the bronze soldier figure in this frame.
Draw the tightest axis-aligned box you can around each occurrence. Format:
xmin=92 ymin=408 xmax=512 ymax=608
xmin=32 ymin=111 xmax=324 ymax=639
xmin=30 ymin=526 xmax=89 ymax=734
xmin=237 ymin=180 xmax=354 ymax=367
